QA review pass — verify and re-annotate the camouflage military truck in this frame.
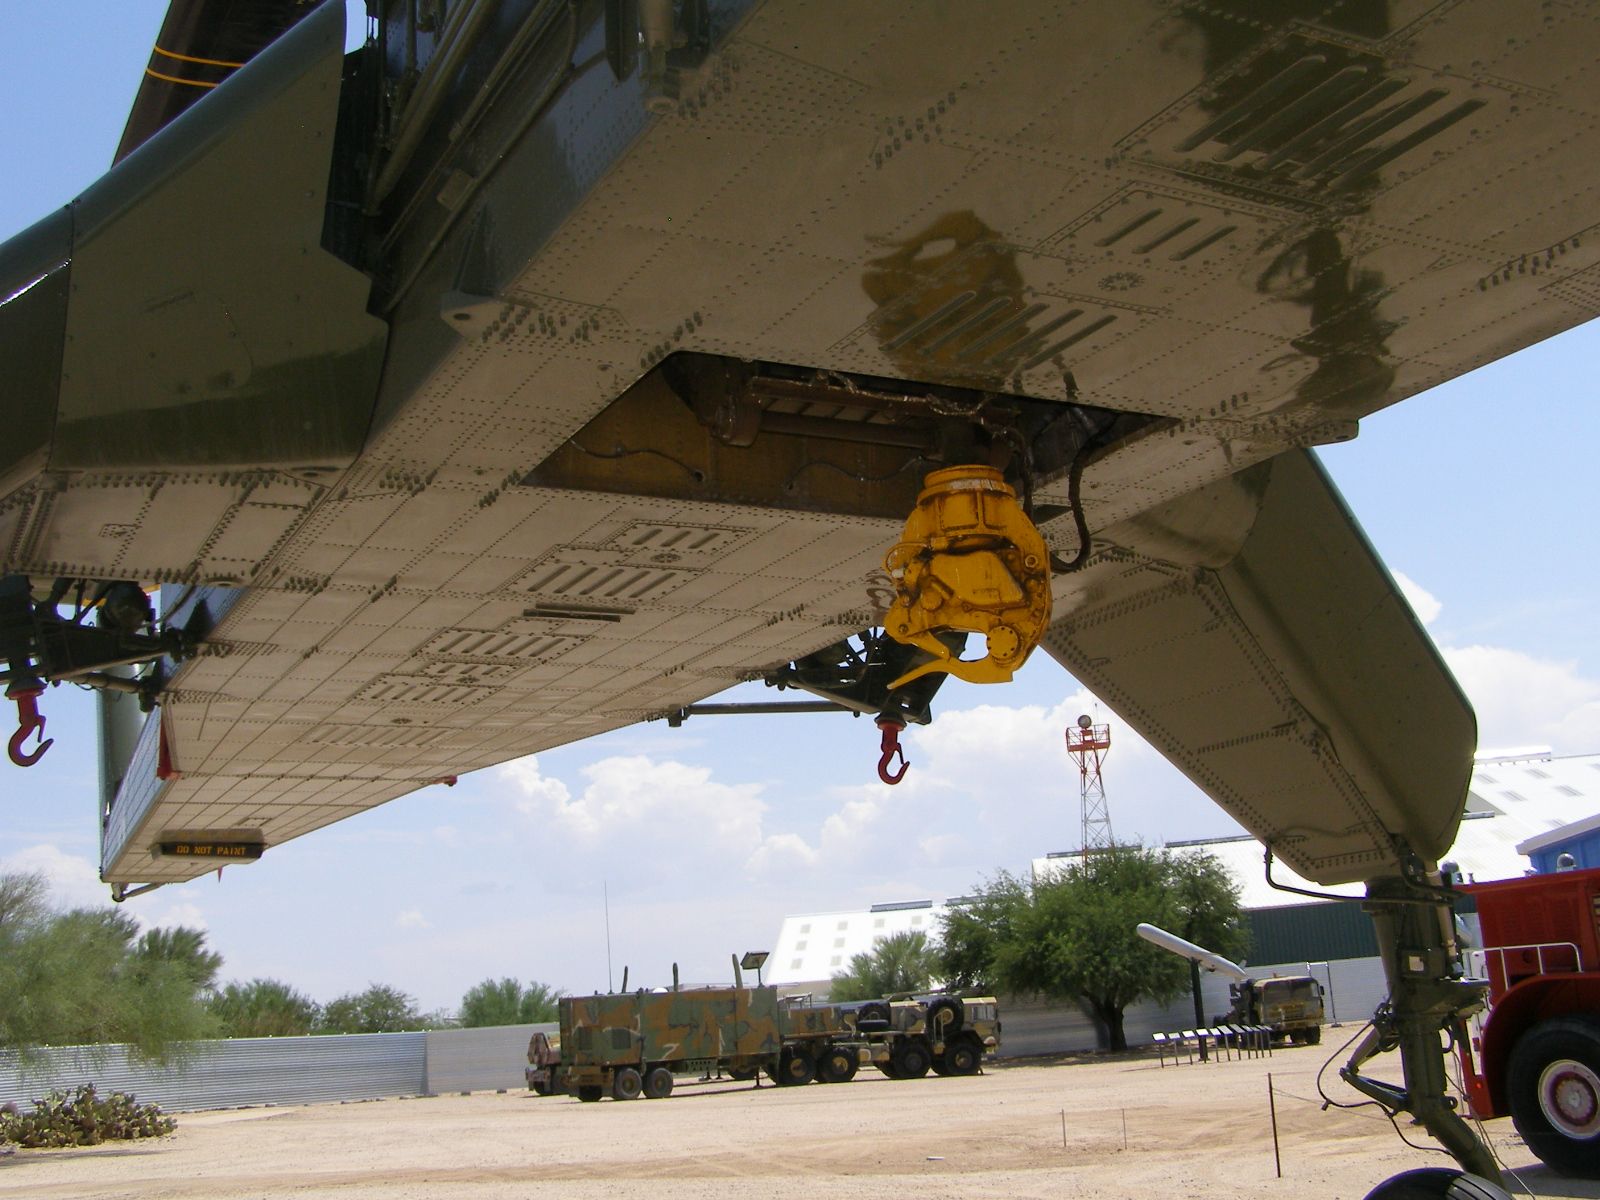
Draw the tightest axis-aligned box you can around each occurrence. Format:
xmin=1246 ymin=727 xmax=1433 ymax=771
xmin=550 ymin=982 xmax=1001 ymax=1100
xmin=556 ymin=985 xmax=795 ymax=1100
xmin=842 ymin=993 xmax=1001 ymax=1078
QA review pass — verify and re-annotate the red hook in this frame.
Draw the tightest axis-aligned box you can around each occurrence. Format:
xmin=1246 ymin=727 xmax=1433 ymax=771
xmin=876 ymin=716 xmax=909 ymax=785
xmin=7 ymin=685 xmax=54 ymax=768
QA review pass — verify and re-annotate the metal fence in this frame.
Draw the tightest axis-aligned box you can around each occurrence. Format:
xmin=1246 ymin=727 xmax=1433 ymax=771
xmin=0 ymin=1023 xmax=562 ymax=1114
xmin=1 ymin=961 xmax=1387 ymax=1113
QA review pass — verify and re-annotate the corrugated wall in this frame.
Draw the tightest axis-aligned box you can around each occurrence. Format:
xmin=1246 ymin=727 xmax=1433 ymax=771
xmin=424 ymin=1023 xmax=555 ymax=1094
xmin=0 ymin=1032 xmax=426 ymax=1113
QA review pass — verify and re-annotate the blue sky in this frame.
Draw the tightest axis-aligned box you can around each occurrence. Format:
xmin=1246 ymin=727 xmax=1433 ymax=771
xmin=2 ymin=4 xmax=1596 ymax=1013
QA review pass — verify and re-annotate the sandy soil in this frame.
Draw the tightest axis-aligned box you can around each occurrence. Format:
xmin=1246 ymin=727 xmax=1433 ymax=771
xmin=1 ymin=1043 xmax=1592 ymax=1200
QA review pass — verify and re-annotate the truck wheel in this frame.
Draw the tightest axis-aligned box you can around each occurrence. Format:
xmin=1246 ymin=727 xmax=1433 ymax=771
xmin=1507 ymin=1016 xmax=1600 ymax=1178
xmin=856 ymin=1002 xmax=890 ymax=1030
xmin=777 ymin=1049 xmax=815 ymax=1086
xmin=530 ymin=1080 xmax=549 ymax=1096
xmin=577 ymin=1085 xmax=603 ymax=1103
xmin=816 ymin=1046 xmax=857 ymax=1083
xmin=726 ymin=1064 xmax=759 ymax=1082
xmin=877 ymin=1059 xmax=902 ymax=1078
xmin=945 ymin=1039 xmax=981 ymax=1076
xmin=1303 ymin=1026 xmax=1322 ymax=1046
xmin=892 ymin=1039 xmax=932 ymax=1079
xmin=644 ymin=1066 xmax=674 ymax=1099
xmin=611 ymin=1067 xmax=644 ymax=1101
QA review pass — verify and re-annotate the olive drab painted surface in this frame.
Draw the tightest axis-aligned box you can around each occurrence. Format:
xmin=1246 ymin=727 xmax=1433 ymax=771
xmin=554 ymin=986 xmax=1000 ymax=1098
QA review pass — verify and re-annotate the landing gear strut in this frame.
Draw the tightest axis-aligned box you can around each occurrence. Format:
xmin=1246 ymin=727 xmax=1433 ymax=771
xmin=1342 ymin=864 xmax=1500 ymax=1183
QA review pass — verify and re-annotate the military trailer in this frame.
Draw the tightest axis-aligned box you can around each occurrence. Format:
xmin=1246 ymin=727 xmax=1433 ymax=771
xmin=550 ymin=983 xmax=1000 ymax=1100
xmin=557 ymin=985 xmax=793 ymax=1100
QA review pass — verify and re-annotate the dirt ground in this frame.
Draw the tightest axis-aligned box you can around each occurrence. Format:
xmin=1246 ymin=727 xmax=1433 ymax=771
xmin=2 ymin=1043 xmax=1594 ymax=1200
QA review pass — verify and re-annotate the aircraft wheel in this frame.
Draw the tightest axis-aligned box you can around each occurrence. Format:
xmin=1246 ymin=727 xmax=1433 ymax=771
xmin=945 ymin=1039 xmax=982 ymax=1076
xmin=1508 ymin=1016 xmax=1600 ymax=1177
xmin=1361 ymin=1168 xmax=1511 ymax=1200
xmin=577 ymin=1085 xmax=603 ymax=1103
xmin=643 ymin=1066 xmax=674 ymax=1099
xmin=611 ymin=1067 xmax=644 ymax=1101
xmin=892 ymin=1039 xmax=932 ymax=1079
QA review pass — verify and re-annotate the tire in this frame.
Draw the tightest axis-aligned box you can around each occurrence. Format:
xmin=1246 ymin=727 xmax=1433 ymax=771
xmin=726 ymin=1064 xmax=759 ymax=1082
xmin=930 ymin=1055 xmax=951 ymax=1077
xmin=643 ymin=1066 xmax=674 ymax=1099
xmin=892 ymin=1039 xmax=932 ymax=1080
xmin=816 ymin=1046 xmax=858 ymax=1084
xmin=777 ymin=1049 xmax=815 ymax=1086
xmin=877 ymin=1059 xmax=902 ymax=1079
xmin=926 ymin=996 xmax=965 ymax=1036
xmin=1303 ymin=1025 xmax=1322 ymax=1046
xmin=945 ymin=1039 xmax=982 ymax=1076
xmin=1361 ymin=1168 xmax=1511 ymax=1200
xmin=857 ymin=1002 xmax=890 ymax=1027
xmin=1507 ymin=1016 xmax=1600 ymax=1178
xmin=611 ymin=1067 xmax=644 ymax=1101
xmin=530 ymin=1080 xmax=549 ymax=1096
xmin=577 ymin=1085 xmax=603 ymax=1103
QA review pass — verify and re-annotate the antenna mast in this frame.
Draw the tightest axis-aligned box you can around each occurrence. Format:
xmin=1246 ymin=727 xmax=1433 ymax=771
xmin=1066 ymin=714 xmax=1113 ymax=858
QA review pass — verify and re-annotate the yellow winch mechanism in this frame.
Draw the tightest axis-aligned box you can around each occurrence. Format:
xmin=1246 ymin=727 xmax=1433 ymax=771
xmin=883 ymin=465 xmax=1052 ymax=689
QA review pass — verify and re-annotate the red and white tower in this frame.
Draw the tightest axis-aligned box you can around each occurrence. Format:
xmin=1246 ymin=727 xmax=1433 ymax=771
xmin=1065 ymin=714 xmax=1113 ymax=858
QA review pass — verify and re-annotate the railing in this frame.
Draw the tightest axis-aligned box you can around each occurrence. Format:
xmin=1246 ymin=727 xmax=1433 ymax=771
xmin=1477 ymin=941 xmax=1583 ymax=999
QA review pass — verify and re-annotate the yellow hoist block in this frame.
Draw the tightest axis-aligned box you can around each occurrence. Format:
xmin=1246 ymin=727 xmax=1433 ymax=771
xmin=883 ymin=465 xmax=1052 ymax=689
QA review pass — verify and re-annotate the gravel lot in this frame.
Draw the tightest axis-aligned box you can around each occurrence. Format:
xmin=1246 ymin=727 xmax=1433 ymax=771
xmin=1 ymin=1043 xmax=1592 ymax=1200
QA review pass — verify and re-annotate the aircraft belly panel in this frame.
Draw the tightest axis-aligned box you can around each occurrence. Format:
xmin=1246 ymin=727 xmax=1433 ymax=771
xmin=42 ymin=0 xmax=1600 ymax=885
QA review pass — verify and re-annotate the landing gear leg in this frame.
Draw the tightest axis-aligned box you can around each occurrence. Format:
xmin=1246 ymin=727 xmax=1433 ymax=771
xmin=1341 ymin=869 xmax=1500 ymax=1183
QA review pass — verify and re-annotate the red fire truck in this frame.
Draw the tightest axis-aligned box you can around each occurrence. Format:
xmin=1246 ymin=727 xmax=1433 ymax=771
xmin=1456 ymin=865 xmax=1600 ymax=1177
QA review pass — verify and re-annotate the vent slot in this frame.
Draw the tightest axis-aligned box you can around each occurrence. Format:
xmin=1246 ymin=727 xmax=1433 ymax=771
xmin=519 ymin=557 xmax=689 ymax=603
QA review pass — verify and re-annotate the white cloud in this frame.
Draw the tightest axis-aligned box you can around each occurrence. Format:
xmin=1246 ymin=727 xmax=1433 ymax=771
xmin=1392 ymin=570 xmax=1442 ymax=625
xmin=1443 ymin=643 xmax=1600 ymax=753
xmin=138 ymin=899 xmax=209 ymax=933
xmin=396 ymin=909 xmax=432 ymax=930
xmin=499 ymin=751 xmax=824 ymax=887
xmin=0 ymin=843 xmax=104 ymax=910
xmin=498 ymin=755 xmax=573 ymax=815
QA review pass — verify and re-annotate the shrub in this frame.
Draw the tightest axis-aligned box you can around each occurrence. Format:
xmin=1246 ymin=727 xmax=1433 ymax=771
xmin=0 ymin=1084 xmax=175 ymax=1148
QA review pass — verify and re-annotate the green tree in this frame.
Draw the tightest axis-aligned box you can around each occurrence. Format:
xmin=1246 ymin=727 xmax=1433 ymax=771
xmin=317 ymin=983 xmax=425 ymax=1033
xmin=829 ymin=929 xmax=939 ymax=1002
xmin=938 ymin=871 xmax=1029 ymax=993
xmin=1166 ymin=851 xmax=1251 ymax=1031
xmin=458 ymin=978 xmax=561 ymax=1027
xmin=941 ymin=848 xmax=1245 ymax=1052
xmin=0 ymin=871 xmax=218 ymax=1059
xmin=132 ymin=926 xmax=223 ymax=993
xmin=209 ymin=979 xmax=320 ymax=1038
